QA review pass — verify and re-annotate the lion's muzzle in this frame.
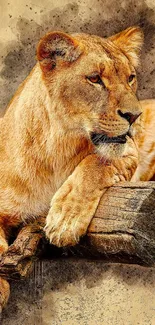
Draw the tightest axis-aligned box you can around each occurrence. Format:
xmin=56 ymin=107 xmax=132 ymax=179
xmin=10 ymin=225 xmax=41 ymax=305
xmin=90 ymin=132 xmax=129 ymax=146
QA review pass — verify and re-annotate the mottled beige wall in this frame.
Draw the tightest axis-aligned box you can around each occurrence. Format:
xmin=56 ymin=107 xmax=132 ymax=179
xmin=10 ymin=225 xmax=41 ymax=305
xmin=2 ymin=260 xmax=155 ymax=325
xmin=0 ymin=1 xmax=155 ymax=324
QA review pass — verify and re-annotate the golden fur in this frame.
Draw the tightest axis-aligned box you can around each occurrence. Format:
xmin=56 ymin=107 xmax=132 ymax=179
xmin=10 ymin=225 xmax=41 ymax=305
xmin=0 ymin=26 xmax=154 ymax=307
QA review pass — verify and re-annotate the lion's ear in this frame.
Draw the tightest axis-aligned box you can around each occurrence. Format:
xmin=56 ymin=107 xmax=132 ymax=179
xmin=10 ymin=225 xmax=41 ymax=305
xmin=37 ymin=31 xmax=82 ymax=73
xmin=109 ymin=26 xmax=143 ymax=67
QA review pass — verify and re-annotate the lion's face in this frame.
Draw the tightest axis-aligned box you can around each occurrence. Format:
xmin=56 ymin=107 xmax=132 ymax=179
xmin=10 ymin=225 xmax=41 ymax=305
xmin=37 ymin=27 xmax=143 ymax=158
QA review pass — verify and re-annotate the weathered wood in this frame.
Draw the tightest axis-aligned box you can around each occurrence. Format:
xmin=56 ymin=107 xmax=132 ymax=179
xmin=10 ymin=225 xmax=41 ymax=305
xmin=0 ymin=181 xmax=155 ymax=280
xmin=86 ymin=182 xmax=155 ymax=265
xmin=0 ymin=222 xmax=44 ymax=279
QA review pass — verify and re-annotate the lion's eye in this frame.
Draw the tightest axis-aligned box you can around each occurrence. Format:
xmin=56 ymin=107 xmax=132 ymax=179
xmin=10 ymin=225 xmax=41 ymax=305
xmin=87 ymin=75 xmax=102 ymax=84
xmin=128 ymin=74 xmax=136 ymax=84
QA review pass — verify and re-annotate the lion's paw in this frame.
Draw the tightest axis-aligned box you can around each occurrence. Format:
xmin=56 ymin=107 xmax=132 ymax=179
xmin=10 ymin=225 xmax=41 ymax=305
xmin=44 ymin=182 xmax=100 ymax=247
xmin=0 ymin=278 xmax=10 ymax=311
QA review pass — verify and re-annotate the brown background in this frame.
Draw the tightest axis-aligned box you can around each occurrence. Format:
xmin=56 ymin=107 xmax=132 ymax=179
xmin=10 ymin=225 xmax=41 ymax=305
xmin=0 ymin=0 xmax=155 ymax=324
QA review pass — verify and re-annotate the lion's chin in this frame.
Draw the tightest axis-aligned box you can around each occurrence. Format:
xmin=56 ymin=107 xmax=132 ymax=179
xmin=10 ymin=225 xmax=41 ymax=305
xmin=96 ymin=142 xmax=126 ymax=160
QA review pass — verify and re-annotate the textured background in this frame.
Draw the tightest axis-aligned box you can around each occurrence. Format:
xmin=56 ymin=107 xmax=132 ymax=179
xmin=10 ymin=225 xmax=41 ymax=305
xmin=0 ymin=0 xmax=155 ymax=324
xmin=1 ymin=260 xmax=155 ymax=325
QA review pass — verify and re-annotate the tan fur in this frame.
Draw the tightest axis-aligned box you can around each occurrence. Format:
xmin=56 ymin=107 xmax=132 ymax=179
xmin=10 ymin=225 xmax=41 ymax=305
xmin=0 ymin=26 xmax=153 ymax=307
xmin=131 ymin=99 xmax=155 ymax=181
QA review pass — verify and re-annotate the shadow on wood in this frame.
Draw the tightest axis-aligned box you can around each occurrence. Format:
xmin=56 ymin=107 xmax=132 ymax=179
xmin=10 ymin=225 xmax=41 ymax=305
xmin=0 ymin=182 xmax=155 ymax=280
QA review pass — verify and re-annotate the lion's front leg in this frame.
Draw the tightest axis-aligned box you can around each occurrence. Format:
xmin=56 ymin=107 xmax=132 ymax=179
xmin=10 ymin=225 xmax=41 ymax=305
xmin=45 ymin=172 xmax=106 ymax=247
xmin=45 ymin=141 xmax=138 ymax=247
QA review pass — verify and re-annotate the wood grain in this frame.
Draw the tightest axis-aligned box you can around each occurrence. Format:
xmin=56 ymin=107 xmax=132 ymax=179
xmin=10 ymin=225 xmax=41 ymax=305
xmin=0 ymin=182 xmax=155 ymax=280
xmin=87 ymin=182 xmax=155 ymax=265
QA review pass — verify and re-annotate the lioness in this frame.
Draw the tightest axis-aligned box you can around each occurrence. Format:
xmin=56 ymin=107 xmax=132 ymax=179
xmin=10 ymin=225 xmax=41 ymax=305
xmin=0 ymin=26 xmax=155 ymax=308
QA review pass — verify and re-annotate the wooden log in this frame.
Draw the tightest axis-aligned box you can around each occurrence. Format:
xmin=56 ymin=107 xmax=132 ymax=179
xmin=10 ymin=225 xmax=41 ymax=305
xmin=0 ymin=222 xmax=44 ymax=280
xmin=0 ymin=182 xmax=155 ymax=280
xmin=86 ymin=182 xmax=155 ymax=265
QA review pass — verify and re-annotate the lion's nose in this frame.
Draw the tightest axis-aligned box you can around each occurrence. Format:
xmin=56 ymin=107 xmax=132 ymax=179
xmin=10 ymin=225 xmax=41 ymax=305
xmin=118 ymin=110 xmax=141 ymax=125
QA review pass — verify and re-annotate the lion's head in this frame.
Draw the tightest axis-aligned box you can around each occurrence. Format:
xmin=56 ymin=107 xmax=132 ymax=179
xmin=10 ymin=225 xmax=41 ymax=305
xmin=37 ymin=27 xmax=143 ymax=159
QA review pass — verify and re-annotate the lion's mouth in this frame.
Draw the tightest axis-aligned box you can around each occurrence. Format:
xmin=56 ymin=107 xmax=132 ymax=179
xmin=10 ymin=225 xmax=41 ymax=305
xmin=90 ymin=132 xmax=130 ymax=146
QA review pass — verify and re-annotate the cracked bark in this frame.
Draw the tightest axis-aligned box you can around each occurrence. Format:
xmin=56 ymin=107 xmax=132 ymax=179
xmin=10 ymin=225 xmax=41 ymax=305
xmin=0 ymin=181 xmax=155 ymax=281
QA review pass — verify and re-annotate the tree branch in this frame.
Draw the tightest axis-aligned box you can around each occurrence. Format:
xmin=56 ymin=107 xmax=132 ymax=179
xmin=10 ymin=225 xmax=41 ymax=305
xmin=0 ymin=182 xmax=155 ymax=280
